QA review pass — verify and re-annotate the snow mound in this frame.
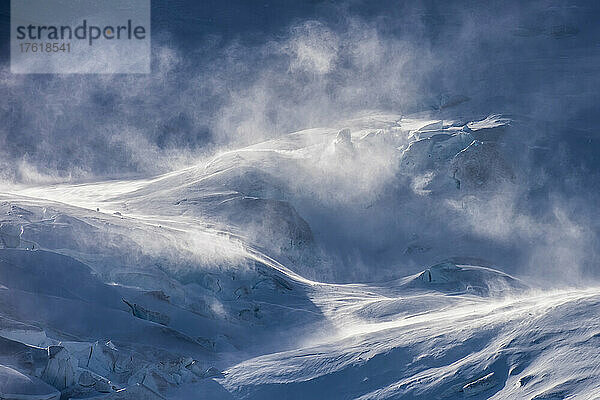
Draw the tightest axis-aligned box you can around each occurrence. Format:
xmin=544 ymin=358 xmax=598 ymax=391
xmin=0 ymin=365 xmax=60 ymax=400
xmin=404 ymin=262 xmax=528 ymax=295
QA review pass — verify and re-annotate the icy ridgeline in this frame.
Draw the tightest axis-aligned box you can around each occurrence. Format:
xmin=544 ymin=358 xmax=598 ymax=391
xmin=0 ymin=113 xmax=599 ymax=399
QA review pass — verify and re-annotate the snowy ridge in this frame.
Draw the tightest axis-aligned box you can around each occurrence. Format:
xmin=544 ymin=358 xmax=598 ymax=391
xmin=221 ymin=288 xmax=600 ymax=400
xmin=0 ymin=112 xmax=598 ymax=399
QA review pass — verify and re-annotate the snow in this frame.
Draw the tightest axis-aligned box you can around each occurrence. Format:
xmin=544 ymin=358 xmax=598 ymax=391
xmin=0 ymin=365 xmax=60 ymax=400
xmin=0 ymin=112 xmax=598 ymax=399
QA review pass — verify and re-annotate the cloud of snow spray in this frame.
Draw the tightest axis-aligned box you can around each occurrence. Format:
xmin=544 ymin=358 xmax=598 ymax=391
xmin=1 ymin=0 xmax=599 ymax=285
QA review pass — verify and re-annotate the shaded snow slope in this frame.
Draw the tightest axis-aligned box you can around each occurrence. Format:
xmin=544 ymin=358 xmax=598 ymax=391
xmin=0 ymin=364 xmax=60 ymax=400
xmin=0 ymin=112 xmax=598 ymax=399
xmin=220 ymin=287 xmax=600 ymax=400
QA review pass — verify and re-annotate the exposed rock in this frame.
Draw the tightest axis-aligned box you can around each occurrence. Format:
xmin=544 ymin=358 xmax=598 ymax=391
xmin=450 ymin=140 xmax=514 ymax=190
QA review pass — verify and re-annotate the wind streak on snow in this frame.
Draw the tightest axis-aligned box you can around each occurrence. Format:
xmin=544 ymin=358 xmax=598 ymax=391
xmin=221 ymin=287 xmax=600 ymax=399
xmin=327 ymin=288 xmax=600 ymax=341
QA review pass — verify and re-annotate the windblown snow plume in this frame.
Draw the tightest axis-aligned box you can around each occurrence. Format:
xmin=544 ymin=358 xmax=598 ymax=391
xmin=0 ymin=0 xmax=599 ymax=399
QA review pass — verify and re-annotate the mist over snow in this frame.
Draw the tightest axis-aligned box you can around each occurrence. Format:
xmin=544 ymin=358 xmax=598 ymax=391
xmin=0 ymin=0 xmax=600 ymax=399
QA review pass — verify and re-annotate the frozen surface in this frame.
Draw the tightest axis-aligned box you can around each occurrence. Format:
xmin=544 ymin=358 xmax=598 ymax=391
xmin=0 ymin=112 xmax=598 ymax=399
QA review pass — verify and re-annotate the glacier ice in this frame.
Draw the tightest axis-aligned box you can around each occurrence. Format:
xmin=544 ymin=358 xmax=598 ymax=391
xmin=0 ymin=112 xmax=598 ymax=399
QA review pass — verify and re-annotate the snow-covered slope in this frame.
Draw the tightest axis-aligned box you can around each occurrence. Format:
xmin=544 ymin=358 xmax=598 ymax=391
xmin=0 ymin=112 xmax=598 ymax=399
